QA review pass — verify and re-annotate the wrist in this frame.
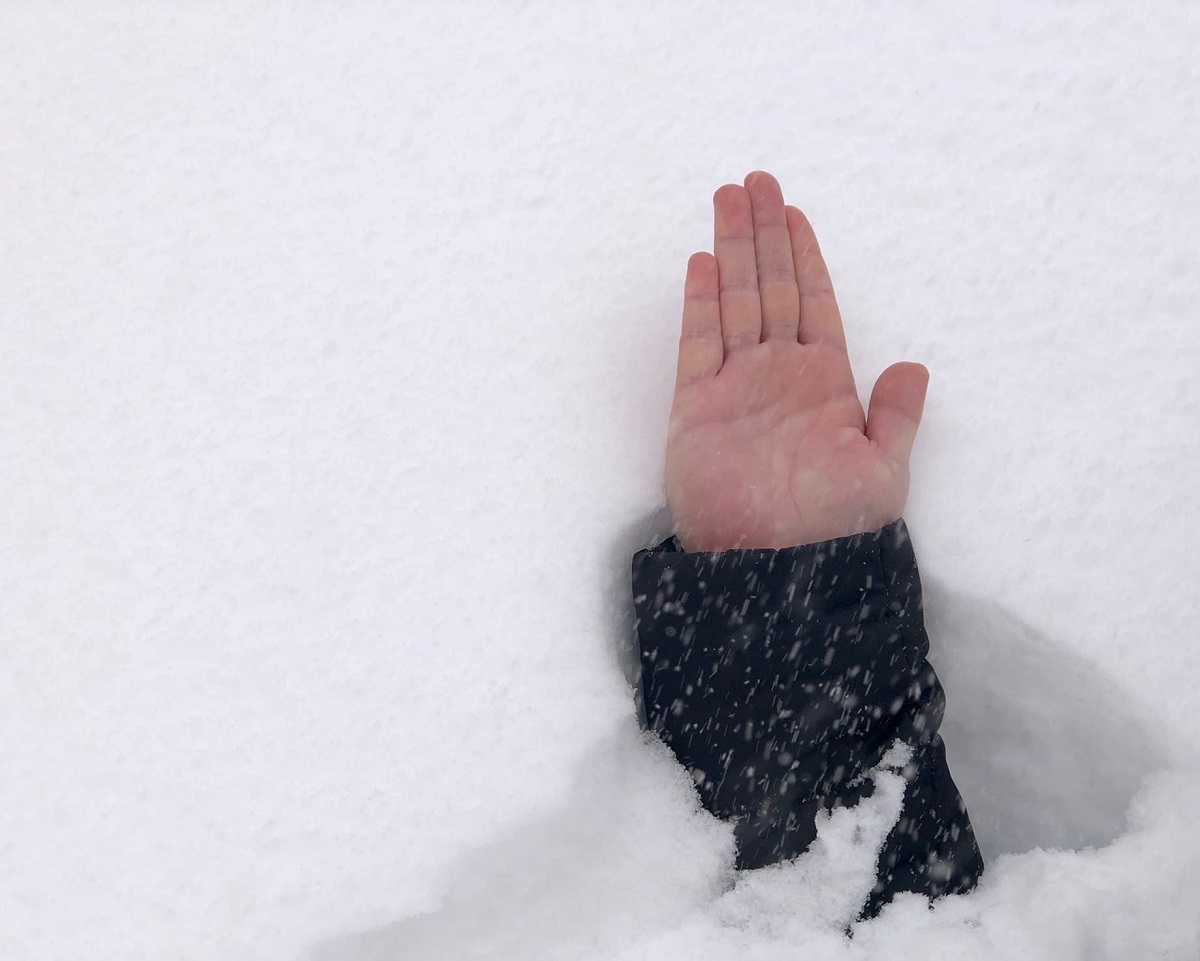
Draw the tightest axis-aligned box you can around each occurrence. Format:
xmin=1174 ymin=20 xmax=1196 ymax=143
xmin=672 ymin=513 xmax=902 ymax=553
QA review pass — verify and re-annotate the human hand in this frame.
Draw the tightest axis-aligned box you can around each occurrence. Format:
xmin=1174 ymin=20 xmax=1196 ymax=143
xmin=665 ymin=172 xmax=929 ymax=552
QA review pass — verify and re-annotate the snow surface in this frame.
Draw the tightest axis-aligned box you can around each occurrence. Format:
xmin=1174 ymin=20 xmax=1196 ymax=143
xmin=2 ymin=3 xmax=1198 ymax=959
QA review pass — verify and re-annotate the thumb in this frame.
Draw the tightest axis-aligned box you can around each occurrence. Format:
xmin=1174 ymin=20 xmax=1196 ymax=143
xmin=865 ymin=362 xmax=929 ymax=467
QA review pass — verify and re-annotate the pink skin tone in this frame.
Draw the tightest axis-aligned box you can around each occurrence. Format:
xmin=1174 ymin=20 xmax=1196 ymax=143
xmin=665 ymin=171 xmax=930 ymax=552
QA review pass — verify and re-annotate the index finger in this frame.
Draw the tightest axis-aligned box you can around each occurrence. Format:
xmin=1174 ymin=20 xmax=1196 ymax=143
xmin=785 ymin=205 xmax=847 ymax=350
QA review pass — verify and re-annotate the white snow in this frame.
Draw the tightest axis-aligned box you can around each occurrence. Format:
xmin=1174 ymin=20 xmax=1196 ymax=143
xmin=1 ymin=3 xmax=1197 ymax=959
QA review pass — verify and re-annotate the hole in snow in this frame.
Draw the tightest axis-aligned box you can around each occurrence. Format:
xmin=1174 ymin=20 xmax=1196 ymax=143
xmin=924 ymin=580 xmax=1167 ymax=861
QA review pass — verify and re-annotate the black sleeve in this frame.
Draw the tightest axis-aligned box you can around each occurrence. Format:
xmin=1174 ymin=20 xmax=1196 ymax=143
xmin=632 ymin=519 xmax=983 ymax=918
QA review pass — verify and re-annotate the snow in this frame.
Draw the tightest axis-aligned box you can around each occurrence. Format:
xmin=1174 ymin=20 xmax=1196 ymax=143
xmin=1 ymin=2 xmax=1198 ymax=958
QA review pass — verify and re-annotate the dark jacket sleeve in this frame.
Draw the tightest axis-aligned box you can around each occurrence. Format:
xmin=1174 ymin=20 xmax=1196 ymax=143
xmin=632 ymin=519 xmax=983 ymax=918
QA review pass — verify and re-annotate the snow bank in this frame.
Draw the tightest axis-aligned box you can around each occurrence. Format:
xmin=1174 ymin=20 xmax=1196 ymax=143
xmin=2 ymin=3 xmax=1197 ymax=959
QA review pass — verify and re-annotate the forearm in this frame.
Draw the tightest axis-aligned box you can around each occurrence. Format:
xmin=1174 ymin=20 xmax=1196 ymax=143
xmin=633 ymin=520 xmax=983 ymax=915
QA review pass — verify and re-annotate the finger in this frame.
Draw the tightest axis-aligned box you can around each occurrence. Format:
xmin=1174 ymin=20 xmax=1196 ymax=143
xmin=676 ymin=251 xmax=723 ymax=386
xmin=745 ymin=171 xmax=800 ymax=341
xmin=785 ymin=206 xmax=847 ymax=349
xmin=713 ymin=184 xmax=762 ymax=354
xmin=866 ymin=362 xmax=929 ymax=467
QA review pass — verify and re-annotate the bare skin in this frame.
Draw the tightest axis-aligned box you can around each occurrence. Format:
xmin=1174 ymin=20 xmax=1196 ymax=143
xmin=665 ymin=171 xmax=929 ymax=552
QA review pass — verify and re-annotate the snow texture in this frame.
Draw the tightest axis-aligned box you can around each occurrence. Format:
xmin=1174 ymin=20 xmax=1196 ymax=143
xmin=2 ymin=3 xmax=1198 ymax=959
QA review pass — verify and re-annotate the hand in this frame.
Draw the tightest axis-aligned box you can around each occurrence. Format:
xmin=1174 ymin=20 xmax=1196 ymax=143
xmin=665 ymin=172 xmax=929 ymax=552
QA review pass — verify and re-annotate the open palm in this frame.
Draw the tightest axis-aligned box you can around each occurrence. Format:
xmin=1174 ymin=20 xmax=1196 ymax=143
xmin=665 ymin=172 xmax=929 ymax=551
